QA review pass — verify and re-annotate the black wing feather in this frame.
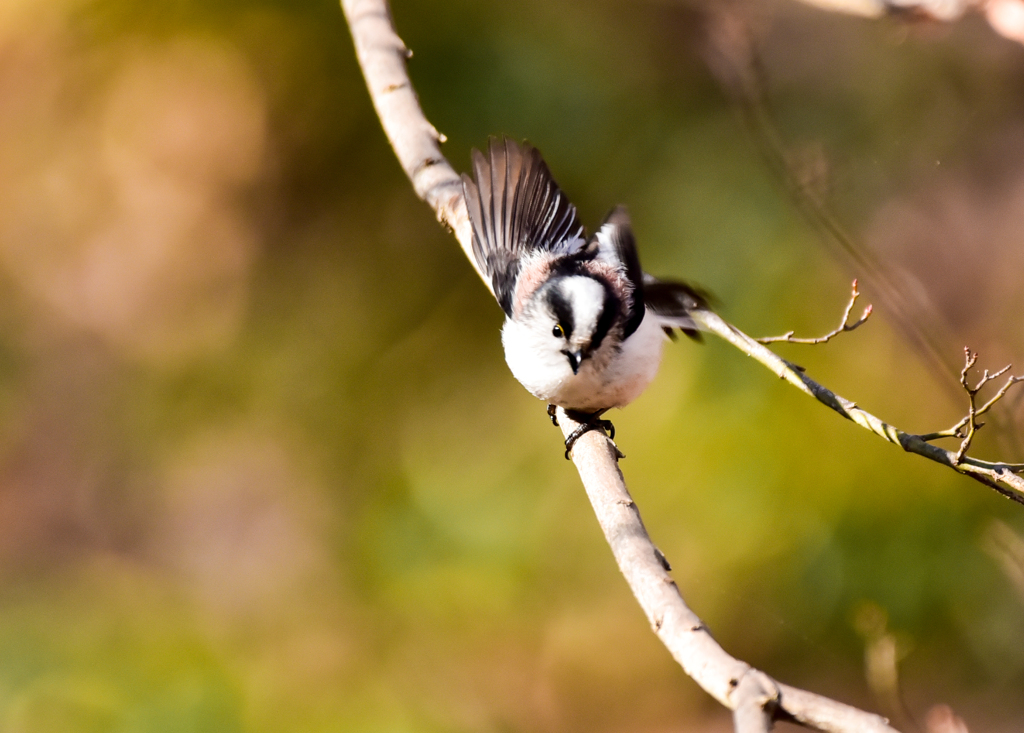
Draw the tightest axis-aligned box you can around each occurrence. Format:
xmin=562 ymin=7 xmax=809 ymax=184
xmin=462 ymin=138 xmax=584 ymax=315
xmin=592 ymin=207 xmax=646 ymax=338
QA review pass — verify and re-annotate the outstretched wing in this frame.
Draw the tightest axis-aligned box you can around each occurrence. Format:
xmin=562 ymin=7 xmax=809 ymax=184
xmin=592 ymin=206 xmax=646 ymax=338
xmin=644 ymin=275 xmax=709 ymax=340
xmin=462 ymin=137 xmax=585 ymax=316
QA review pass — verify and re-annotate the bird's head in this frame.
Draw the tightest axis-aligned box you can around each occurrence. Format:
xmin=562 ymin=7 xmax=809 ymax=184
xmin=503 ymin=274 xmax=621 ymax=390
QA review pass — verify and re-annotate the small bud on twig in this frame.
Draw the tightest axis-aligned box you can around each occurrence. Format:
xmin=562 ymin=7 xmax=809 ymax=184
xmin=757 ymin=279 xmax=873 ymax=345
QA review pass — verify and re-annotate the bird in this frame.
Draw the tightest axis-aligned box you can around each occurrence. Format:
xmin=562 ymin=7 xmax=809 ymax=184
xmin=461 ymin=137 xmax=707 ymax=458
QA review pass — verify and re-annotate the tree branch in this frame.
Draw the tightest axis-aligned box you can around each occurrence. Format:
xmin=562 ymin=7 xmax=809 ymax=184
xmin=689 ymin=309 xmax=1024 ymax=504
xmin=704 ymin=10 xmax=1024 ymax=497
xmin=342 ymin=1 xmax=908 ymax=730
xmin=943 ymin=348 xmax=1024 ymax=465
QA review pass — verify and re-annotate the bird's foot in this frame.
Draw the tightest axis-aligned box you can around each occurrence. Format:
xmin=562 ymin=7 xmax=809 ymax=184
xmin=562 ymin=409 xmax=619 ymax=460
xmin=547 ymin=404 xmax=559 ymax=427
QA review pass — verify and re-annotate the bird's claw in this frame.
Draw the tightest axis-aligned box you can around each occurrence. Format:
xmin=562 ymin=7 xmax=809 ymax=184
xmin=562 ymin=410 xmax=617 ymax=460
xmin=547 ymin=404 xmax=559 ymax=427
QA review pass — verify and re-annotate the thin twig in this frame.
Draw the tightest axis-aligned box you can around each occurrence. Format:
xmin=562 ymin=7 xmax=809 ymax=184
xmin=342 ymin=1 xmax=906 ymax=730
xmin=703 ymin=11 xmax=962 ymax=397
xmin=757 ymin=279 xmax=872 ymax=345
xmin=918 ymin=349 xmax=1024 ymax=461
xmin=690 ymin=310 xmax=1024 ymax=504
xmin=703 ymin=9 xmax=1023 ymax=498
xmin=947 ymin=348 xmax=1022 ymax=464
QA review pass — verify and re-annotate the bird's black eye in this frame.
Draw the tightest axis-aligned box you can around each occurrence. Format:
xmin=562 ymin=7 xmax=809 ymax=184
xmin=552 ymin=324 xmax=564 ymax=339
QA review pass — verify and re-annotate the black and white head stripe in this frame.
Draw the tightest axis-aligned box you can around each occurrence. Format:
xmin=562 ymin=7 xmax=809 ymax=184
xmin=462 ymin=137 xmax=585 ymax=316
xmin=545 ymin=285 xmax=576 ymax=339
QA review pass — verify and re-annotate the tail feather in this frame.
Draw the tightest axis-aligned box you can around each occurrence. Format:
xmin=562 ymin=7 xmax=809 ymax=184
xmin=645 ymin=278 xmax=711 ymax=340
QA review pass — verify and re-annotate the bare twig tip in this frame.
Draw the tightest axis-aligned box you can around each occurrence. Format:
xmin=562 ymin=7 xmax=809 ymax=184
xmin=755 ymin=278 xmax=872 ymax=344
xmin=926 ymin=347 xmax=1024 ymax=465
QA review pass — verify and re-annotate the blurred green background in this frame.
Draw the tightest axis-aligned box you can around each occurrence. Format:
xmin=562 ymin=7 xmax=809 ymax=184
xmin=0 ymin=0 xmax=1023 ymax=731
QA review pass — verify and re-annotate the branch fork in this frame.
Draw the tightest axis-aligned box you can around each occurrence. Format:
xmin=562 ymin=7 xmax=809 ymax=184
xmin=917 ymin=347 xmax=1024 ymax=466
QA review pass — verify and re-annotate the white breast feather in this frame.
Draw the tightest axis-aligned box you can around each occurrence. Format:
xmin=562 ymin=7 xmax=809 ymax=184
xmin=502 ymin=308 xmax=665 ymax=412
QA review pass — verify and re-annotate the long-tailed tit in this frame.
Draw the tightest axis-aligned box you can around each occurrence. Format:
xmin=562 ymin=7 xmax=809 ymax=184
xmin=462 ymin=138 xmax=707 ymax=456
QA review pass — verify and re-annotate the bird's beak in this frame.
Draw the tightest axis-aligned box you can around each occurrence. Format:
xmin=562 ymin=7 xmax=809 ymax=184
xmin=565 ymin=350 xmax=583 ymax=375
